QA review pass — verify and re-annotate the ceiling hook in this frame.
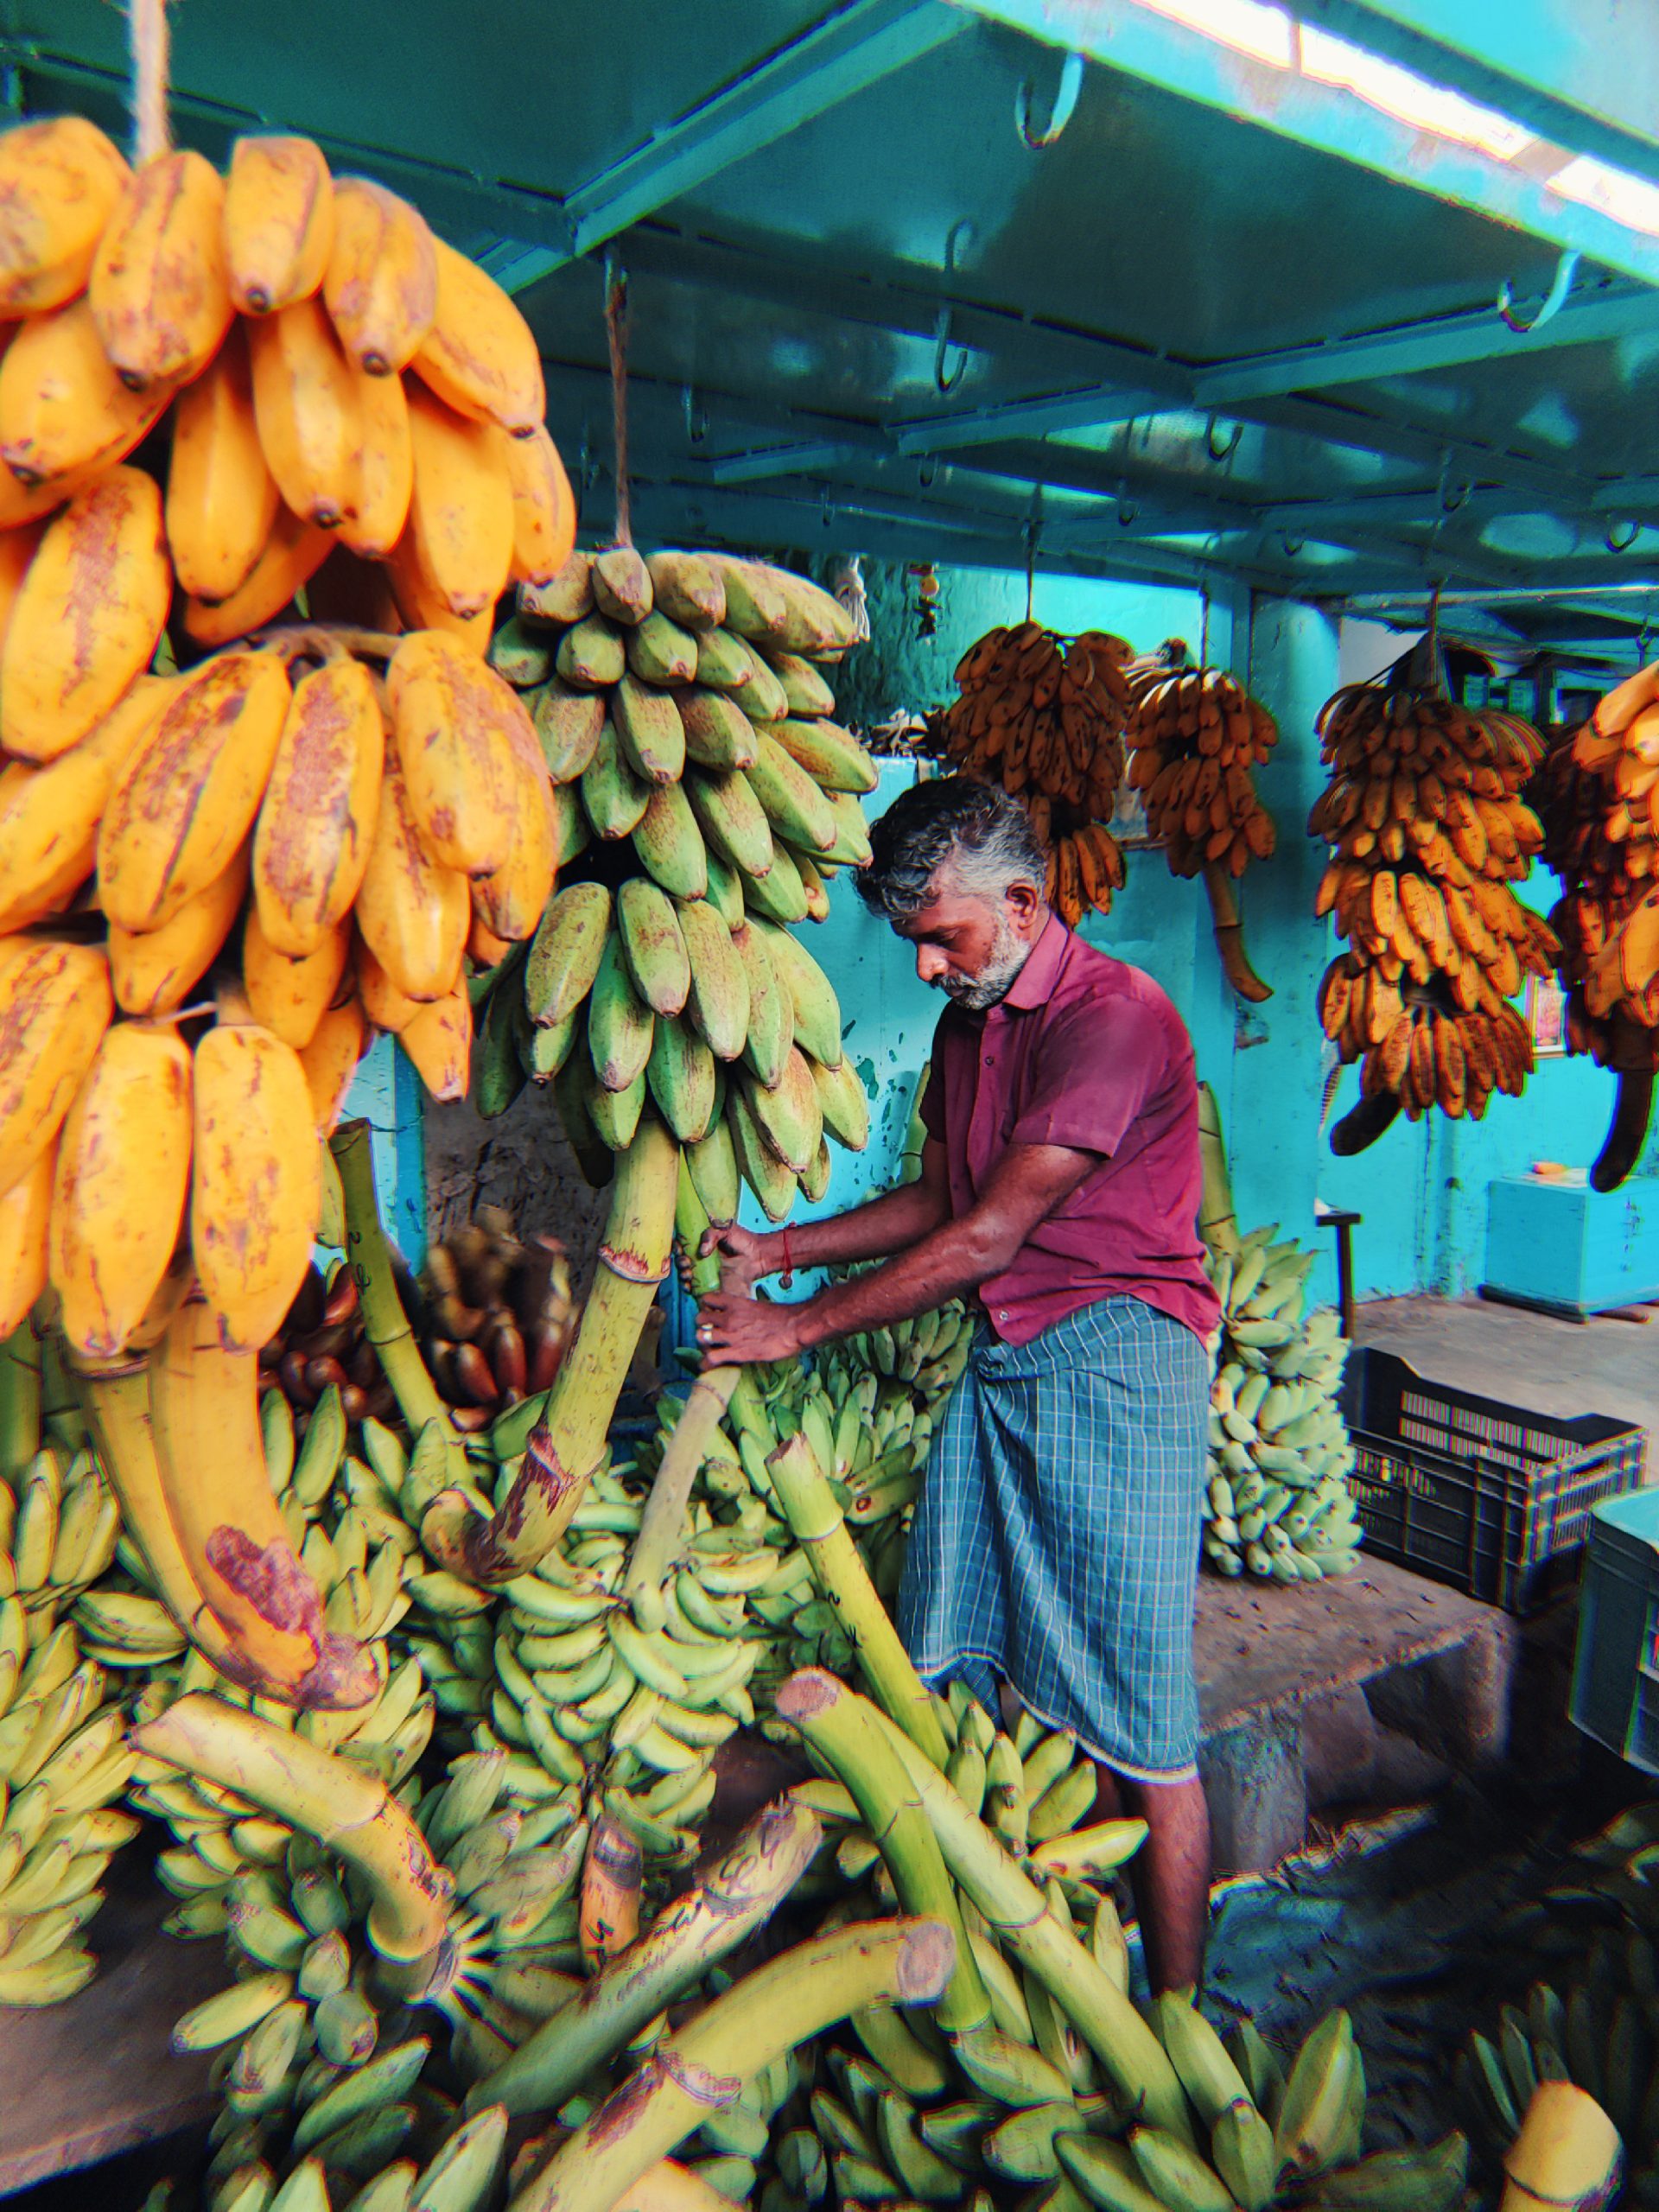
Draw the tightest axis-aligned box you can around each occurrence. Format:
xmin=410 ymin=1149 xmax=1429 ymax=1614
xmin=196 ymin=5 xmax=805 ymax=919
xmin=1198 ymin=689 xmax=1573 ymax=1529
xmin=1608 ymin=518 xmax=1642 ymax=553
xmin=1015 ymin=49 xmax=1084 ymax=149
xmin=682 ymin=385 xmax=708 ymax=448
xmin=1281 ymin=532 xmax=1305 ymax=558
xmin=821 ymin=483 xmax=836 ymax=531
xmin=933 ymin=218 xmax=976 ymax=396
xmin=1205 ymin=413 xmax=1243 ymax=465
xmin=1440 ymin=478 xmax=1472 ymax=515
xmin=1116 ymin=483 xmax=1140 ymax=528
xmin=917 ymin=454 xmax=939 ymax=490
xmin=1497 ymin=246 xmax=1580 ymax=334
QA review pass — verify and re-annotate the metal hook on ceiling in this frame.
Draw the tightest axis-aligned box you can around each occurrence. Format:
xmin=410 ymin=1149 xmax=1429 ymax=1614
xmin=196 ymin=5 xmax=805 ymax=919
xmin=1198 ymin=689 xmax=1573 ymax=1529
xmin=1497 ymin=246 xmax=1580 ymax=334
xmin=932 ymin=219 xmax=977 ymax=397
xmin=1116 ymin=482 xmax=1140 ymax=528
xmin=1205 ymin=413 xmax=1242 ymax=466
xmin=917 ymin=454 xmax=939 ymax=490
xmin=1608 ymin=518 xmax=1642 ymax=553
xmin=682 ymin=385 xmax=709 ymax=448
xmin=1281 ymin=532 xmax=1306 ymax=558
xmin=1015 ymin=49 xmax=1084 ymax=149
xmin=820 ymin=483 xmax=836 ymax=531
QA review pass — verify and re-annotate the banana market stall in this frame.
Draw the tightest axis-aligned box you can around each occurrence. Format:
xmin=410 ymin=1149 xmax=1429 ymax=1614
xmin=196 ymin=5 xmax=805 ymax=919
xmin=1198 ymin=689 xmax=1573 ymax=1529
xmin=5 ymin=4 xmax=1659 ymax=2212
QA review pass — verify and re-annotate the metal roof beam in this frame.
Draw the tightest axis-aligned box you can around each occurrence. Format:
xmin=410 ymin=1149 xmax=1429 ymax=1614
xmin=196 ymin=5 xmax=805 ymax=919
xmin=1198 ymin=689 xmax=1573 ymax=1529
xmin=955 ymin=2 xmax=1659 ymax=288
xmin=558 ymin=2 xmax=969 ymax=269
xmin=1196 ymin=281 xmax=1659 ymax=405
xmin=890 ymin=386 xmax=1165 ymax=452
xmin=1300 ymin=1 xmax=1659 ymax=193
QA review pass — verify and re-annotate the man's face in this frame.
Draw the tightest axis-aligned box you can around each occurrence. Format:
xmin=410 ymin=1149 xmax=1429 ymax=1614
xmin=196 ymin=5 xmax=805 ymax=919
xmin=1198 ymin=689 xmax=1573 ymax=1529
xmin=893 ymin=870 xmax=1045 ymax=1010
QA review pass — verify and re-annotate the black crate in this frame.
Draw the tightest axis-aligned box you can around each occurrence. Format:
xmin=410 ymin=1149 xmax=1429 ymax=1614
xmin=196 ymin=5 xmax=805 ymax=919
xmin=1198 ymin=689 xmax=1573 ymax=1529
xmin=1338 ymin=1347 xmax=1646 ymax=1614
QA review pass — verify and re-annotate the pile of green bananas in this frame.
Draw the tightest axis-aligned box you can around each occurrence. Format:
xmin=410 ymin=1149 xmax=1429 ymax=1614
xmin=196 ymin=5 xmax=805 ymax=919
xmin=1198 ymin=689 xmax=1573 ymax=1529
xmin=471 ymin=547 xmax=880 ymax=1224
xmin=1203 ymin=1228 xmax=1361 ymax=1584
xmin=1459 ymin=1801 xmax=1659 ymax=2206
xmin=165 ymin=1745 xmax=589 ymax=2204
xmin=118 ymin=1386 xmax=426 ymax=1933
xmin=0 ymin=1361 xmax=141 ymax=2005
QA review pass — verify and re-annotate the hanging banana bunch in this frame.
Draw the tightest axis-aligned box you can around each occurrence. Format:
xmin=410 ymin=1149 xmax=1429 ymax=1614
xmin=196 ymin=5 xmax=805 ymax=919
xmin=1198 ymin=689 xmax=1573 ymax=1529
xmin=1538 ymin=660 xmax=1659 ymax=1189
xmin=931 ymin=620 xmax=1129 ymax=926
xmin=1124 ymin=644 xmax=1278 ymax=1001
xmin=1310 ymin=639 xmax=1554 ymax=1153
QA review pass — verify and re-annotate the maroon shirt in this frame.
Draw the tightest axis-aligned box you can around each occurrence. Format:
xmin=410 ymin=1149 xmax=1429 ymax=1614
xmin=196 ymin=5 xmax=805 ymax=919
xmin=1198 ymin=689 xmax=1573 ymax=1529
xmin=917 ymin=913 xmax=1220 ymax=1348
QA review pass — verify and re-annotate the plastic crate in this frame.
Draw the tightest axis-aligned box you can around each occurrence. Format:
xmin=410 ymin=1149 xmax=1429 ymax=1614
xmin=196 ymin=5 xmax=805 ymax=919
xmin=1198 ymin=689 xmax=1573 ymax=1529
xmin=1339 ymin=1348 xmax=1645 ymax=1614
xmin=1570 ymin=1488 xmax=1659 ymax=1772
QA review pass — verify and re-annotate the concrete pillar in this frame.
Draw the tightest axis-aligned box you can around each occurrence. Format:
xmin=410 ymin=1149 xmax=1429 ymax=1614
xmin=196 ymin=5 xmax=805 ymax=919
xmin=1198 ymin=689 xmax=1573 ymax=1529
xmin=1216 ymin=596 xmax=1341 ymax=1246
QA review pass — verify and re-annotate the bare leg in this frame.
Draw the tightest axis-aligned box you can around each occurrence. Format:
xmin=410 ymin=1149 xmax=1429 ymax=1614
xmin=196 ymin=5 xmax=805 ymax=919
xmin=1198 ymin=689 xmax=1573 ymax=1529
xmin=1094 ymin=1763 xmax=1211 ymax=1996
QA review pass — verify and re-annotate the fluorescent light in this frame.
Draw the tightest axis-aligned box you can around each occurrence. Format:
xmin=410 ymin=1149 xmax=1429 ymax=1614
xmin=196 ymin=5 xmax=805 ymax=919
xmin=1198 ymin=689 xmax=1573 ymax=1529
xmin=1299 ymin=27 xmax=1531 ymax=159
xmin=1550 ymin=155 xmax=1659 ymax=240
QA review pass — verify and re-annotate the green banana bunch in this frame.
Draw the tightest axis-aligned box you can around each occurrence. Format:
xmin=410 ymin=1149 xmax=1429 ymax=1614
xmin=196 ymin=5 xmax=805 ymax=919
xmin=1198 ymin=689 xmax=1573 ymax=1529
xmin=126 ymin=1385 xmax=423 ymax=1932
xmin=0 ymin=1415 xmax=137 ymax=2006
xmin=474 ymin=555 xmax=878 ymax=1215
xmin=1202 ymin=1226 xmax=1361 ymax=1586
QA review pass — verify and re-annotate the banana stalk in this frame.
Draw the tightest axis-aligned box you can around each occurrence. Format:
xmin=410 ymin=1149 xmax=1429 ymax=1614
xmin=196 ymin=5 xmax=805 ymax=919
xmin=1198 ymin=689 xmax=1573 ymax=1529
xmin=132 ymin=1694 xmax=450 ymax=1984
xmin=427 ymin=1118 xmax=678 ymax=1586
xmin=779 ymin=1670 xmax=988 ymax=2032
xmin=0 ymin=1326 xmax=41 ymax=1483
xmin=863 ymin=1694 xmax=1191 ymax=2139
xmin=331 ymin=1118 xmax=463 ymax=1469
xmin=766 ymin=1430 xmax=949 ymax=1770
xmin=506 ymin=1918 xmax=956 ymax=2212
xmin=473 ymin=1797 xmax=823 ymax=2118
xmin=1195 ymin=1083 xmax=1239 ymax=1258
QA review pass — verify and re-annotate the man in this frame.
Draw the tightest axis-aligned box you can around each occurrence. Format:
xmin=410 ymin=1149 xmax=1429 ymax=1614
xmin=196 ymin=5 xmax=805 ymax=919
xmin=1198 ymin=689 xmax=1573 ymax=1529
xmin=695 ymin=775 xmax=1219 ymax=1993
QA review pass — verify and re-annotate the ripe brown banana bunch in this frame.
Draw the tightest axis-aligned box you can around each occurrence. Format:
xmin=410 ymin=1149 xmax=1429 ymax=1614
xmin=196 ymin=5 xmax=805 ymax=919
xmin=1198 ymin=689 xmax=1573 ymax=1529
xmin=417 ymin=1208 xmax=575 ymax=1433
xmin=1310 ymin=653 xmax=1553 ymax=1145
xmin=1124 ymin=650 xmax=1279 ymax=880
xmin=932 ymin=621 xmax=1130 ymax=926
xmin=469 ymin=547 xmax=880 ymax=1226
xmin=257 ymin=1262 xmax=403 ymax=1428
xmin=1535 ymin=663 xmax=1659 ymax=1187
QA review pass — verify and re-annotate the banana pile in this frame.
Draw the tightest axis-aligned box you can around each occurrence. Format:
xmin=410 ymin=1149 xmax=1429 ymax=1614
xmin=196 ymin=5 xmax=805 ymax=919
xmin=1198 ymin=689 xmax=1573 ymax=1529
xmin=1311 ymin=655 xmax=1554 ymax=1144
xmin=1457 ymin=1800 xmax=1659 ymax=2205
xmin=0 ymin=1370 xmax=137 ymax=2005
xmin=1537 ymin=662 xmax=1659 ymax=1186
xmin=1124 ymin=652 xmax=1280 ymax=880
xmin=931 ymin=621 xmax=1130 ymax=927
xmin=1203 ymin=1229 xmax=1360 ymax=1585
xmin=0 ymin=106 xmax=580 ymax=1371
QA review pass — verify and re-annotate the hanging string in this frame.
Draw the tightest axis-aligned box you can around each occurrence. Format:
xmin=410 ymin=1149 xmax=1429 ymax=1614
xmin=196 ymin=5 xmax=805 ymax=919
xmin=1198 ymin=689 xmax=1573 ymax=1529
xmin=1198 ymin=588 xmax=1211 ymax=674
xmin=129 ymin=0 xmax=173 ymax=167
xmin=604 ymin=258 xmax=632 ymax=550
xmin=1024 ymin=525 xmax=1036 ymax=624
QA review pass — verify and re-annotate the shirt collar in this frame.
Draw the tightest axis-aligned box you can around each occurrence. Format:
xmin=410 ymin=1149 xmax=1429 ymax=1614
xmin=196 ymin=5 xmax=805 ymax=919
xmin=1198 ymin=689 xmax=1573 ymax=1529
xmin=1000 ymin=912 xmax=1070 ymax=1012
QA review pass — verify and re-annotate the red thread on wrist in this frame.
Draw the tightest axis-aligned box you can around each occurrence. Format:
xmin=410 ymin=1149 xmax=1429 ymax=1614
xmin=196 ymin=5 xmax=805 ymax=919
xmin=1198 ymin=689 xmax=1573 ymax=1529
xmin=779 ymin=1229 xmax=794 ymax=1288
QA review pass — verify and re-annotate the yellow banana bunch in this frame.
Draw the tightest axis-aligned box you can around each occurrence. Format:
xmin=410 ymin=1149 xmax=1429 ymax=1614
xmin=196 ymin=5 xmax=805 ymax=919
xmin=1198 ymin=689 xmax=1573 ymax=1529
xmin=1311 ymin=653 xmax=1551 ymax=1147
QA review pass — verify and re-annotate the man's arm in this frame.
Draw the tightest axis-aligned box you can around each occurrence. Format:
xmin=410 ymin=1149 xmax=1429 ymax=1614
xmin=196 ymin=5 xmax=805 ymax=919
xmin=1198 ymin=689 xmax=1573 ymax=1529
xmin=699 ymin=1137 xmax=950 ymax=1296
xmin=696 ymin=1140 xmax=1096 ymax=1363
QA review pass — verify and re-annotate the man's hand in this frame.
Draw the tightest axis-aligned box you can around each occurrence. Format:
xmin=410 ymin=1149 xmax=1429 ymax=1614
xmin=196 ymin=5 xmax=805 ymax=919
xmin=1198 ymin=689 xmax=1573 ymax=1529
xmin=674 ymin=1224 xmax=771 ymax=1299
xmin=694 ymin=1289 xmax=808 ymax=1366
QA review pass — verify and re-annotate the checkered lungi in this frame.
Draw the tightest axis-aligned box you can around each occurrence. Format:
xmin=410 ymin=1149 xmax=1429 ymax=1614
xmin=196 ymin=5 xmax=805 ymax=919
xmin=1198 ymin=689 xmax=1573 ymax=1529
xmin=897 ymin=1294 xmax=1209 ymax=1781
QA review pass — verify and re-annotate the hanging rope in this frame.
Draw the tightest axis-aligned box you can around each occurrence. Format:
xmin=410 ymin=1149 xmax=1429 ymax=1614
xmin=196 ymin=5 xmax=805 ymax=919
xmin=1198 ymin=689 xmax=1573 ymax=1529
xmin=1198 ymin=588 xmax=1211 ymax=675
xmin=129 ymin=0 xmax=173 ymax=166
xmin=604 ymin=258 xmax=632 ymax=550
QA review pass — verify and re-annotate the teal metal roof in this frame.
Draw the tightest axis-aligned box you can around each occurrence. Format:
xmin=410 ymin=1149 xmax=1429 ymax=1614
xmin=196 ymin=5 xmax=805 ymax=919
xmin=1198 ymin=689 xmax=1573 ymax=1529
xmin=10 ymin=0 xmax=1659 ymax=662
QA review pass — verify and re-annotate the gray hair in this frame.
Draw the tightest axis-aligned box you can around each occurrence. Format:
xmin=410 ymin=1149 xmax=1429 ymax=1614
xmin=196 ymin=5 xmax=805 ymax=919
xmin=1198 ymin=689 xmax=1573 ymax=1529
xmin=856 ymin=776 xmax=1046 ymax=925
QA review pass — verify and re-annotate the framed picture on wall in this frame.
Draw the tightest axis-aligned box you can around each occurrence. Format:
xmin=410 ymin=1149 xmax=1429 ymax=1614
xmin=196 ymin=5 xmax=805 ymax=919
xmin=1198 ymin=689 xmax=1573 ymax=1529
xmin=1524 ymin=973 xmax=1567 ymax=1058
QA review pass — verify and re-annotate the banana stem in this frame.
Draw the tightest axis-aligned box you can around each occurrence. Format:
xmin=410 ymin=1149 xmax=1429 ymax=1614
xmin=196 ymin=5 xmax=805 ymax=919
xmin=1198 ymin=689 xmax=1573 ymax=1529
xmin=506 ymin=1918 xmax=956 ymax=2212
xmin=675 ymin=1153 xmax=721 ymax=1300
xmin=331 ymin=1119 xmax=461 ymax=1462
xmin=1195 ymin=1082 xmax=1240 ymax=1258
xmin=132 ymin=1694 xmax=450 ymax=1983
xmin=429 ymin=1118 xmax=679 ymax=1586
xmin=1203 ymin=866 xmax=1272 ymax=1003
xmin=474 ymin=1797 xmax=823 ymax=2119
xmin=862 ymin=1694 xmax=1192 ymax=2139
xmin=766 ymin=1430 xmax=950 ymax=1770
xmin=776 ymin=1671 xmax=988 ymax=2033
xmin=0 ymin=1326 xmax=41 ymax=1486
xmin=250 ymin=622 xmax=401 ymax=665
xmin=1592 ymin=1065 xmax=1656 ymax=1192
xmin=623 ymin=1366 xmax=741 ymax=1607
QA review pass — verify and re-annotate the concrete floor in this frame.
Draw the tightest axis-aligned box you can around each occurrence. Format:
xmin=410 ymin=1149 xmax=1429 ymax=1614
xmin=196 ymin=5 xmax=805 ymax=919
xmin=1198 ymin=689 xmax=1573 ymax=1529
xmin=1355 ymin=1292 xmax=1659 ymax=1460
